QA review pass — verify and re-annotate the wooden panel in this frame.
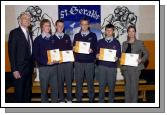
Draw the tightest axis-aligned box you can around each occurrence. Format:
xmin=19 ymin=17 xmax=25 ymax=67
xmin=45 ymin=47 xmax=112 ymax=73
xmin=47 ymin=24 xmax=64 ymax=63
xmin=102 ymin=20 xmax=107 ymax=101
xmin=144 ymin=40 xmax=155 ymax=69
xmin=5 ymin=40 xmax=155 ymax=72
xmin=6 ymin=83 xmax=155 ymax=94
xmin=5 ymin=42 xmax=11 ymax=72
xmin=33 ymin=79 xmax=147 ymax=87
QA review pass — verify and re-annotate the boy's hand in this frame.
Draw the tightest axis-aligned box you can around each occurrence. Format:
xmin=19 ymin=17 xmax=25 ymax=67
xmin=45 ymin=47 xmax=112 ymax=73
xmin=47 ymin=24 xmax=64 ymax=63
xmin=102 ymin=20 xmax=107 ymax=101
xmin=96 ymin=54 xmax=99 ymax=59
xmin=48 ymin=61 xmax=58 ymax=65
xmin=73 ymin=46 xmax=76 ymax=52
xmin=89 ymin=48 xmax=93 ymax=53
xmin=114 ymin=57 xmax=118 ymax=61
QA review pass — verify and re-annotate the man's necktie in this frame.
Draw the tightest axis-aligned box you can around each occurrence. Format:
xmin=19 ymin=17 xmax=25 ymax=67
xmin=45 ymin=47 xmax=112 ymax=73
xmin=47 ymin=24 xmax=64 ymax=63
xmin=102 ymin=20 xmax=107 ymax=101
xmin=26 ymin=31 xmax=32 ymax=54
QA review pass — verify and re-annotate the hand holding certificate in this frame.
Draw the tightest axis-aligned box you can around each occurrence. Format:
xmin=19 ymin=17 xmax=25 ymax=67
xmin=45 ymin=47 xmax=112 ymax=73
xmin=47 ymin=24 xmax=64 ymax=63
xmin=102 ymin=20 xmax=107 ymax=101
xmin=60 ymin=50 xmax=74 ymax=63
xmin=75 ymin=41 xmax=90 ymax=54
xmin=47 ymin=49 xmax=60 ymax=64
xmin=120 ymin=53 xmax=139 ymax=67
xmin=99 ymin=48 xmax=117 ymax=62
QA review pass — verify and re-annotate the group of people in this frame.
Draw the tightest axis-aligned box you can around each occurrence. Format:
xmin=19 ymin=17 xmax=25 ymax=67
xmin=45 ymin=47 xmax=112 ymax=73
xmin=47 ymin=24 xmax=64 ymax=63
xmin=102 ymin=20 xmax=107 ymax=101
xmin=8 ymin=12 xmax=148 ymax=103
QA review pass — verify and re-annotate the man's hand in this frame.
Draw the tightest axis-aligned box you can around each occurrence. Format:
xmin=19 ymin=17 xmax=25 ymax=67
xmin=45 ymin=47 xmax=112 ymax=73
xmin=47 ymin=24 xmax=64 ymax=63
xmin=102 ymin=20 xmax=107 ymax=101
xmin=13 ymin=71 xmax=21 ymax=79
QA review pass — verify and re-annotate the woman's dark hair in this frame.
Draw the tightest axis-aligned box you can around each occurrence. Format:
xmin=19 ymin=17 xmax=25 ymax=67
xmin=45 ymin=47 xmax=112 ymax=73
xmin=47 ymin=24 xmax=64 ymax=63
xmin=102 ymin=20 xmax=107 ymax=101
xmin=127 ymin=25 xmax=136 ymax=32
xmin=127 ymin=25 xmax=136 ymax=41
xmin=40 ymin=19 xmax=52 ymax=34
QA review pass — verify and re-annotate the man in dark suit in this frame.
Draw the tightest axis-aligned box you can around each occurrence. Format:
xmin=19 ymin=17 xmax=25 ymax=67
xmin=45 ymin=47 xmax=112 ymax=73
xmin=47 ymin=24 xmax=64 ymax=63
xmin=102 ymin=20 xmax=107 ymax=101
xmin=8 ymin=12 xmax=34 ymax=103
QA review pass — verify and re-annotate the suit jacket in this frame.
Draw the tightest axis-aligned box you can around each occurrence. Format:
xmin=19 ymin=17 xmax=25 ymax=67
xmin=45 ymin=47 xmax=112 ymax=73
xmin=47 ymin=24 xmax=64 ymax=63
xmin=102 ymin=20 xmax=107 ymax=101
xmin=8 ymin=26 xmax=34 ymax=75
xmin=121 ymin=40 xmax=149 ymax=70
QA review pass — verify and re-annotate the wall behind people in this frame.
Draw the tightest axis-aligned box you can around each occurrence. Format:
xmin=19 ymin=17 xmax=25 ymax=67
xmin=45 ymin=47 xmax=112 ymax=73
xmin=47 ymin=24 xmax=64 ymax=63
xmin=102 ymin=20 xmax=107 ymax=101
xmin=5 ymin=5 xmax=155 ymax=72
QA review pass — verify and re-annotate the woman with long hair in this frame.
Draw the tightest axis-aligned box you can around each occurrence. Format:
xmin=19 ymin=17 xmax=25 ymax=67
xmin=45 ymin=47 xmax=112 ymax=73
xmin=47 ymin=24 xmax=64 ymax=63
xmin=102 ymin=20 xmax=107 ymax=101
xmin=121 ymin=25 xmax=149 ymax=103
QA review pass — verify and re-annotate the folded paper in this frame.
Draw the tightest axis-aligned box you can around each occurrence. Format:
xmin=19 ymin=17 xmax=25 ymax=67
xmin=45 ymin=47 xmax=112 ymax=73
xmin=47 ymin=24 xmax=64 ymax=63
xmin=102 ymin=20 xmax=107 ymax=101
xmin=75 ymin=41 xmax=90 ymax=54
xmin=99 ymin=48 xmax=117 ymax=62
xmin=120 ymin=53 xmax=139 ymax=67
xmin=47 ymin=49 xmax=60 ymax=64
xmin=60 ymin=50 xmax=74 ymax=63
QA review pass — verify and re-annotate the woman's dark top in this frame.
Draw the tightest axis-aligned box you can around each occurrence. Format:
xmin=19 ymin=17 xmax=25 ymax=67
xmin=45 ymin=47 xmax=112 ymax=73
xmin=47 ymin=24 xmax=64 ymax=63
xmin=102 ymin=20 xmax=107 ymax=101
xmin=125 ymin=43 xmax=132 ymax=53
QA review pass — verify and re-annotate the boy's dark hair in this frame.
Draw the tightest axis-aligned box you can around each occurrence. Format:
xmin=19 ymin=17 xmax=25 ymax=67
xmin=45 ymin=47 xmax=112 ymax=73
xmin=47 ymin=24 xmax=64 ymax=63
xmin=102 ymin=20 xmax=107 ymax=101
xmin=80 ymin=17 xmax=90 ymax=24
xmin=40 ymin=19 xmax=52 ymax=34
xmin=55 ymin=19 xmax=64 ymax=26
xmin=105 ymin=24 xmax=115 ymax=31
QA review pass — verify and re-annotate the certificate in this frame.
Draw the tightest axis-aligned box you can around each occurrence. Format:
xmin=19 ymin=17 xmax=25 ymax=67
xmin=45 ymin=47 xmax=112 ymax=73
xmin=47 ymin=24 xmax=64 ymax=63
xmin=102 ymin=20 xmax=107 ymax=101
xmin=75 ymin=41 xmax=90 ymax=54
xmin=120 ymin=53 xmax=139 ymax=67
xmin=99 ymin=48 xmax=117 ymax=62
xmin=47 ymin=49 xmax=60 ymax=64
xmin=60 ymin=50 xmax=74 ymax=63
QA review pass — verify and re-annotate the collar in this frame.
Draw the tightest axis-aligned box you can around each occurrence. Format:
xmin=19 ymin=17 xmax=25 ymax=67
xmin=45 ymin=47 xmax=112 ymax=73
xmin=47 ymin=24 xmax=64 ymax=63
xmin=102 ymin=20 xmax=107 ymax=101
xmin=105 ymin=36 xmax=114 ymax=43
xmin=126 ymin=39 xmax=137 ymax=45
xmin=41 ymin=32 xmax=51 ymax=39
xmin=81 ymin=30 xmax=90 ymax=36
xmin=55 ymin=32 xmax=64 ymax=39
xmin=20 ymin=26 xmax=28 ymax=34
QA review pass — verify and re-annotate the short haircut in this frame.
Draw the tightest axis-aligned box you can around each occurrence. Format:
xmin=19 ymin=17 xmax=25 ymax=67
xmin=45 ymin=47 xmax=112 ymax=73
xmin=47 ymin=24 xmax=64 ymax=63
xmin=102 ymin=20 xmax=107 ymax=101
xmin=55 ymin=19 xmax=64 ymax=26
xmin=19 ymin=12 xmax=31 ymax=20
xmin=127 ymin=25 xmax=136 ymax=32
xmin=40 ymin=19 xmax=52 ymax=34
xmin=105 ymin=24 xmax=115 ymax=31
xmin=80 ymin=17 xmax=90 ymax=24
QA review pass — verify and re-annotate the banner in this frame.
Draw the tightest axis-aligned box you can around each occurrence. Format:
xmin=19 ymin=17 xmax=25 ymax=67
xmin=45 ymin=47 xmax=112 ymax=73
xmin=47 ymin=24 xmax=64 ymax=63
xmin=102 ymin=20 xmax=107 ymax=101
xmin=58 ymin=5 xmax=101 ymax=42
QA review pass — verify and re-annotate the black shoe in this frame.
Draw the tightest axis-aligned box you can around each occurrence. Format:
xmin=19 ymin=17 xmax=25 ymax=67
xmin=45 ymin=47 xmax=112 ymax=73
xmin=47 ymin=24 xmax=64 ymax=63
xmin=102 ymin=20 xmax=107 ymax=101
xmin=89 ymin=99 xmax=94 ymax=103
xmin=77 ymin=100 xmax=82 ymax=103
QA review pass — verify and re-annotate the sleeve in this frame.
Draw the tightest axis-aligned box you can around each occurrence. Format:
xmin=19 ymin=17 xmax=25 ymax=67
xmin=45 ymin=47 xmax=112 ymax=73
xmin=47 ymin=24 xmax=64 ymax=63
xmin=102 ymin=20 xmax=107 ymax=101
xmin=73 ymin=34 xmax=77 ymax=46
xmin=67 ymin=35 xmax=72 ymax=50
xmin=96 ymin=40 xmax=100 ymax=54
xmin=140 ymin=41 xmax=149 ymax=62
xmin=121 ymin=42 xmax=126 ymax=53
xmin=33 ymin=38 xmax=47 ymax=66
xmin=8 ymin=30 xmax=18 ymax=72
xmin=91 ymin=34 xmax=97 ymax=54
xmin=116 ymin=40 xmax=121 ymax=59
